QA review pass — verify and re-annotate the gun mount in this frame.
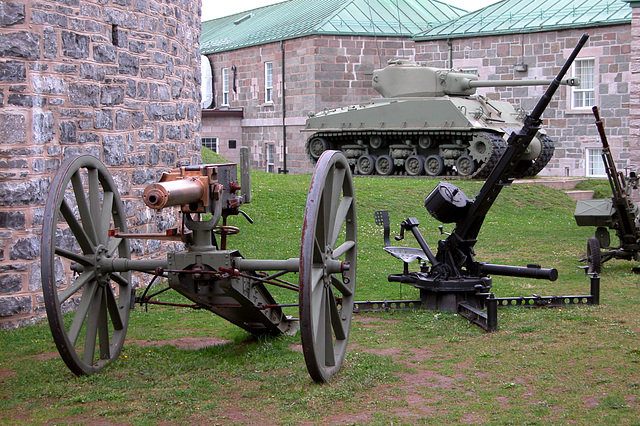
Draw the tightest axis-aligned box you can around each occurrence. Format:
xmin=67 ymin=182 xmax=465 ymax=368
xmin=41 ymin=148 xmax=356 ymax=382
xmin=372 ymin=34 xmax=598 ymax=330
xmin=305 ymin=59 xmax=580 ymax=178
xmin=574 ymin=106 xmax=640 ymax=273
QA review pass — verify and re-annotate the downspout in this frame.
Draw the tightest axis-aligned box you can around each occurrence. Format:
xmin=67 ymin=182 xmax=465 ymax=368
xmin=447 ymin=38 xmax=453 ymax=69
xmin=280 ymin=40 xmax=288 ymax=174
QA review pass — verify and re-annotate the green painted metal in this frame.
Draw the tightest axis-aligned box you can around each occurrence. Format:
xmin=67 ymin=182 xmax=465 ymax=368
xmin=416 ymin=0 xmax=631 ymax=41
xmin=201 ymin=0 xmax=465 ymax=54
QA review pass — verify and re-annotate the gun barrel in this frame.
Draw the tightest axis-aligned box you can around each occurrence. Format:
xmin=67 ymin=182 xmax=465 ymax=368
xmin=479 ymin=263 xmax=558 ymax=281
xmin=143 ymin=179 xmax=205 ymax=209
xmin=468 ymin=77 xmax=580 ymax=89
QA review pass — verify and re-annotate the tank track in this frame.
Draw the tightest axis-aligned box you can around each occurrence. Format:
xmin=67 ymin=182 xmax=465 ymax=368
xmin=305 ymin=131 xmax=509 ymax=179
xmin=512 ymin=134 xmax=555 ymax=178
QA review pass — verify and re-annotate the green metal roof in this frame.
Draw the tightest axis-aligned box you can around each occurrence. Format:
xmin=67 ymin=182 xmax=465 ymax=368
xmin=416 ymin=0 xmax=631 ymax=41
xmin=201 ymin=0 xmax=466 ymax=54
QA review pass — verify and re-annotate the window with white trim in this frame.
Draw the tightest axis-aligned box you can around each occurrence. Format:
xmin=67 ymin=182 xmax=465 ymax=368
xmin=265 ymin=62 xmax=273 ymax=103
xmin=585 ymin=147 xmax=605 ymax=177
xmin=572 ymin=58 xmax=595 ymax=109
xmin=202 ymin=137 xmax=218 ymax=153
xmin=266 ymin=143 xmax=275 ymax=173
xmin=222 ymin=67 xmax=229 ymax=106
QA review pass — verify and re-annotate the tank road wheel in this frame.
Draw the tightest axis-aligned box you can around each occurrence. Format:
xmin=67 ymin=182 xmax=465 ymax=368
xmin=455 ymin=155 xmax=475 ymax=177
xmin=356 ymin=154 xmax=375 ymax=175
xmin=405 ymin=155 xmax=424 ymax=176
xmin=369 ymin=135 xmax=384 ymax=149
xmin=375 ymin=155 xmax=394 ymax=176
xmin=300 ymin=150 xmax=357 ymax=382
xmin=42 ymin=155 xmax=132 ymax=376
xmin=587 ymin=237 xmax=602 ymax=275
xmin=424 ymin=155 xmax=445 ymax=176
xmin=308 ymin=137 xmax=330 ymax=161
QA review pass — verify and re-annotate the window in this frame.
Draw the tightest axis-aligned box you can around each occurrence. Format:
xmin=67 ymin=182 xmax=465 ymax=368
xmin=461 ymin=69 xmax=478 ymax=76
xmin=202 ymin=137 xmax=218 ymax=153
xmin=266 ymin=143 xmax=275 ymax=173
xmin=222 ymin=67 xmax=229 ymax=106
xmin=572 ymin=58 xmax=595 ymax=109
xmin=586 ymin=147 xmax=605 ymax=177
xmin=264 ymin=62 xmax=273 ymax=103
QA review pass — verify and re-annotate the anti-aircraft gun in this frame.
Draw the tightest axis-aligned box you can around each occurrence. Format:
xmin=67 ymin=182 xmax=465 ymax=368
xmin=373 ymin=34 xmax=592 ymax=326
xmin=305 ymin=59 xmax=580 ymax=178
xmin=574 ymin=106 xmax=640 ymax=273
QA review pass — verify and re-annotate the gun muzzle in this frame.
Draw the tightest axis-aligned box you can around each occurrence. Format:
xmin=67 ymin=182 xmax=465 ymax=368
xmin=143 ymin=178 xmax=206 ymax=209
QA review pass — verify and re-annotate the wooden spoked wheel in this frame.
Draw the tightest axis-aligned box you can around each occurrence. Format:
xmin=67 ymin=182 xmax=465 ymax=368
xmin=299 ymin=150 xmax=357 ymax=382
xmin=42 ymin=155 xmax=132 ymax=375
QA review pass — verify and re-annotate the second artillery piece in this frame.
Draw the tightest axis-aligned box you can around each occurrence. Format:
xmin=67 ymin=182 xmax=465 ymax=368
xmin=41 ymin=148 xmax=357 ymax=382
xmin=574 ymin=106 xmax=640 ymax=274
xmin=305 ymin=59 xmax=580 ymax=178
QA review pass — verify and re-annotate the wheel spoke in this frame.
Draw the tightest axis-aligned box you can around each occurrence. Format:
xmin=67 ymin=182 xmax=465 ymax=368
xmin=332 ymin=240 xmax=355 ymax=260
xmin=104 ymin=283 xmax=124 ymax=330
xmin=82 ymin=288 xmax=103 ymax=364
xmin=54 ymin=246 xmax=92 ymax=266
xmin=58 ymin=270 xmax=96 ymax=304
xmin=110 ymin=272 xmax=130 ymax=289
xmin=71 ymin=171 xmax=98 ymax=246
xmin=98 ymin=192 xmax=115 ymax=247
xmin=98 ymin=287 xmax=111 ymax=360
xmin=88 ymin=168 xmax=103 ymax=241
xmin=327 ymin=286 xmax=346 ymax=341
xmin=68 ymin=281 xmax=98 ymax=346
xmin=106 ymin=237 xmax=124 ymax=257
xmin=60 ymin=199 xmax=95 ymax=255
xmin=322 ymin=290 xmax=336 ymax=367
xmin=328 ymin=195 xmax=352 ymax=249
xmin=331 ymin=274 xmax=353 ymax=297
xmin=311 ymin=270 xmax=325 ymax=332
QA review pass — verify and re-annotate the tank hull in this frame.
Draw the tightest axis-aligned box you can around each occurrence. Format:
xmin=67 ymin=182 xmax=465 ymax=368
xmin=304 ymin=97 xmax=553 ymax=178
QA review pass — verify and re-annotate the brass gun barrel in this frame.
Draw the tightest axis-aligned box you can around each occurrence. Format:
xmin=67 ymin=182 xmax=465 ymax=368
xmin=143 ymin=178 xmax=206 ymax=209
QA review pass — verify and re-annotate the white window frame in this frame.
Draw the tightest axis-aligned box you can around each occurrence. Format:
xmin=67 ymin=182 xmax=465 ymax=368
xmin=202 ymin=137 xmax=218 ymax=153
xmin=585 ymin=147 xmax=606 ymax=177
xmin=571 ymin=58 xmax=595 ymax=110
xmin=264 ymin=62 xmax=273 ymax=104
xmin=222 ymin=67 xmax=230 ymax=106
xmin=266 ymin=143 xmax=275 ymax=173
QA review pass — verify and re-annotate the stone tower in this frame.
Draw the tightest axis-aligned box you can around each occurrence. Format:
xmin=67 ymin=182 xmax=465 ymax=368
xmin=0 ymin=0 xmax=203 ymax=327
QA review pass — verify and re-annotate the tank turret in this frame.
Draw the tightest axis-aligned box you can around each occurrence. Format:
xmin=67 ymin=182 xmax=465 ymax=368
xmin=304 ymin=59 xmax=580 ymax=178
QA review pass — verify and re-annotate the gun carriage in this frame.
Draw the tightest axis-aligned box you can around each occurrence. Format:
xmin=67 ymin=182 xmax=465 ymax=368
xmin=41 ymin=148 xmax=356 ymax=382
xmin=574 ymin=106 xmax=640 ymax=273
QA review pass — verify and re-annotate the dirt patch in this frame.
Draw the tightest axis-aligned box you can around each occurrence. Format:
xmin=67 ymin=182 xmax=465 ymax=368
xmin=0 ymin=368 xmax=16 ymax=380
xmin=30 ymin=352 xmax=59 ymax=360
xmin=129 ymin=337 xmax=232 ymax=350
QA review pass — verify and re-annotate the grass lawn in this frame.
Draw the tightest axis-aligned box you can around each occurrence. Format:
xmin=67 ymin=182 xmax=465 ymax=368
xmin=1 ymin=159 xmax=639 ymax=424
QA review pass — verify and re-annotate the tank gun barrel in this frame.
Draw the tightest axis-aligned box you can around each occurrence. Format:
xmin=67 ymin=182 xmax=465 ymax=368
xmin=467 ymin=77 xmax=580 ymax=89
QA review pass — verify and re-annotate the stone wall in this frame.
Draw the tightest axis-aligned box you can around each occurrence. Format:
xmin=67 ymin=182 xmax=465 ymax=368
xmin=203 ymin=35 xmax=417 ymax=173
xmin=627 ymin=1 xmax=640 ymax=202
xmin=204 ymin=25 xmax=633 ymax=177
xmin=0 ymin=0 xmax=202 ymax=328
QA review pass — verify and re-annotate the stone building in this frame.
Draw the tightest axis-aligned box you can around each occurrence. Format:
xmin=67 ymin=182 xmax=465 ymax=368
xmin=0 ymin=0 xmax=202 ymax=328
xmin=201 ymin=0 xmax=633 ymax=178
xmin=200 ymin=0 xmax=465 ymax=173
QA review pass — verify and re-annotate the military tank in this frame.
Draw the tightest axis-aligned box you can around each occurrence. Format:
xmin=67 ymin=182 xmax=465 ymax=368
xmin=304 ymin=59 xmax=579 ymax=178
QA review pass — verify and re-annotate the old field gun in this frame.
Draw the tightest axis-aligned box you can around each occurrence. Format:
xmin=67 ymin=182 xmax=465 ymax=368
xmin=371 ymin=34 xmax=599 ymax=330
xmin=574 ymin=106 xmax=640 ymax=273
xmin=41 ymin=148 xmax=356 ymax=382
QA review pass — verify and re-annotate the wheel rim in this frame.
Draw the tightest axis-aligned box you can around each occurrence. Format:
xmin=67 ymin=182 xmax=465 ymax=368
xmin=425 ymin=155 xmax=444 ymax=176
xmin=456 ymin=155 xmax=475 ymax=176
xmin=356 ymin=155 xmax=374 ymax=175
xmin=375 ymin=155 xmax=394 ymax=176
xmin=405 ymin=155 xmax=424 ymax=176
xmin=309 ymin=137 xmax=328 ymax=160
xmin=42 ymin=155 xmax=131 ymax=375
xmin=300 ymin=150 xmax=357 ymax=382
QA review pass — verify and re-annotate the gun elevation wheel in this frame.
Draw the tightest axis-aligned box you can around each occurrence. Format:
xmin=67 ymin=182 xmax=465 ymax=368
xmin=42 ymin=155 xmax=132 ymax=376
xmin=300 ymin=150 xmax=357 ymax=382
